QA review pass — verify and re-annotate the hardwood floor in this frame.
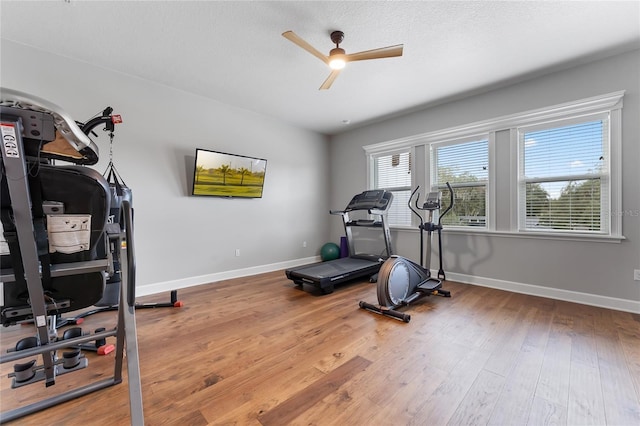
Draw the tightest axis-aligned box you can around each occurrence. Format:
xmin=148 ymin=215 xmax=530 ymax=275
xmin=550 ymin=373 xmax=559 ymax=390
xmin=1 ymin=271 xmax=639 ymax=425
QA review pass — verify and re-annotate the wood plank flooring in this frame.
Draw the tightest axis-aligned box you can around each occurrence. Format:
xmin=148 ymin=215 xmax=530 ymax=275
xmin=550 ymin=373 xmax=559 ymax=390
xmin=1 ymin=271 xmax=639 ymax=425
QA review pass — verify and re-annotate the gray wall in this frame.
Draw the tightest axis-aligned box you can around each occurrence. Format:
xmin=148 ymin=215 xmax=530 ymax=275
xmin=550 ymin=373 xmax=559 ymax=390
xmin=330 ymin=49 xmax=640 ymax=310
xmin=2 ymin=39 xmax=638 ymax=311
xmin=1 ymin=40 xmax=330 ymax=295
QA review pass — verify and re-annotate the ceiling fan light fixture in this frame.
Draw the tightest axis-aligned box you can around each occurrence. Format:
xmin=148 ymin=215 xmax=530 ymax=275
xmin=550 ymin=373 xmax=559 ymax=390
xmin=282 ymin=30 xmax=403 ymax=90
xmin=329 ymin=48 xmax=346 ymax=70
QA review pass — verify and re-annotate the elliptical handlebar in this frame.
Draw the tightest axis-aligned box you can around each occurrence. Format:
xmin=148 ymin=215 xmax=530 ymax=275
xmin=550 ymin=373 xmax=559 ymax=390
xmin=408 ymin=186 xmax=425 ymax=265
xmin=438 ymin=182 xmax=455 ymax=226
xmin=408 ymin=186 xmax=424 ymax=227
xmin=436 ymin=182 xmax=454 ymax=280
xmin=408 ymin=182 xmax=455 ymax=225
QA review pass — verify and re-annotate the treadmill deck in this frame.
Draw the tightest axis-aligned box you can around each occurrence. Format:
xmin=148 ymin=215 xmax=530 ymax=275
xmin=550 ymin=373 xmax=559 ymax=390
xmin=285 ymin=257 xmax=382 ymax=290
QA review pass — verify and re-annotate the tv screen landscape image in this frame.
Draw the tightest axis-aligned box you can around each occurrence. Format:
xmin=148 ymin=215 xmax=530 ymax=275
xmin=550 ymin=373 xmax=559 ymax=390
xmin=192 ymin=149 xmax=267 ymax=198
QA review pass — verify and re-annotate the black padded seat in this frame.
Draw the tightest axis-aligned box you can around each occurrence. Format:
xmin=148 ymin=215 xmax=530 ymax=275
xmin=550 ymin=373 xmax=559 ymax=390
xmin=38 ymin=165 xmax=111 ymax=263
xmin=1 ymin=165 xmax=111 ymax=324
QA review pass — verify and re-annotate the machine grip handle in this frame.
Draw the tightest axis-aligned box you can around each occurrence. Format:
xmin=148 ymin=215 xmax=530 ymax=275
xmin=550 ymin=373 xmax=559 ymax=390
xmin=438 ymin=182 xmax=455 ymax=225
xmin=80 ymin=107 xmax=115 ymax=134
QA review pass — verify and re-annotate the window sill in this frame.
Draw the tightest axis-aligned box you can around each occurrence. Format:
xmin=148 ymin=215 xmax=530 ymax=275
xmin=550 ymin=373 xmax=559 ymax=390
xmin=391 ymin=226 xmax=625 ymax=243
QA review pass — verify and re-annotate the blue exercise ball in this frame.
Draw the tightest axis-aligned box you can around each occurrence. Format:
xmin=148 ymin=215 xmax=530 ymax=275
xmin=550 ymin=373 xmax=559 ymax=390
xmin=320 ymin=242 xmax=340 ymax=261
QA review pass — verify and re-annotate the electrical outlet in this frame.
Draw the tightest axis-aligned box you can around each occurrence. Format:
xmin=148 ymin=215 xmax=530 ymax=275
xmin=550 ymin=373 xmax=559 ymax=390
xmin=634 ymin=269 xmax=640 ymax=281
xmin=235 ymin=249 xmax=240 ymax=257
xmin=302 ymin=241 xmax=307 ymax=248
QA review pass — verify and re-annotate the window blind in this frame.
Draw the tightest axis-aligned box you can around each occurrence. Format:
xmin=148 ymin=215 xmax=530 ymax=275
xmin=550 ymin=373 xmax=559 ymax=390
xmin=432 ymin=139 xmax=488 ymax=227
xmin=519 ymin=117 xmax=609 ymax=233
xmin=373 ymin=151 xmax=412 ymax=226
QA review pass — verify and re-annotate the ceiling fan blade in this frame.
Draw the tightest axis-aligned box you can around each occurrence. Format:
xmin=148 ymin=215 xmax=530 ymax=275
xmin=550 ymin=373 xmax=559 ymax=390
xmin=346 ymin=44 xmax=404 ymax=62
xmin=319 ymin=69 xmax=341 ymax=90
xmin=282 ymin=31 xmax=329 ymax=65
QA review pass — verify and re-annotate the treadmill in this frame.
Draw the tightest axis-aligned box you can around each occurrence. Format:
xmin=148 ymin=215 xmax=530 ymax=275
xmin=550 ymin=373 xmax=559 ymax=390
xmin=285 ymin=189 xmax=393 ymax=294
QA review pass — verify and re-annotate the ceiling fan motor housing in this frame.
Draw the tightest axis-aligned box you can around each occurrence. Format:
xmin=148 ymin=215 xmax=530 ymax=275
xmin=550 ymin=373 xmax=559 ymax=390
xmin=330 ymin=31 xmax=345 ymax=46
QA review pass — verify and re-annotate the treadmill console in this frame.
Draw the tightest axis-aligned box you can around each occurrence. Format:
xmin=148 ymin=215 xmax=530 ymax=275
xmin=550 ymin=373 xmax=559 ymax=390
xmin=345 ymin=190 xmax=392 ymax=211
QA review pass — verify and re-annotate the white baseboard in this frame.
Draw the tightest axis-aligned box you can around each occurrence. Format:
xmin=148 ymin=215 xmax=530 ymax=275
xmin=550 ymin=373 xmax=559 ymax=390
xmin=444 ymin=271 xmax=640 ymax=314
xmin=136 ymin=256 xmax=320 ymax=298
xmin=137 ymin=258 xmax=639 ymax=314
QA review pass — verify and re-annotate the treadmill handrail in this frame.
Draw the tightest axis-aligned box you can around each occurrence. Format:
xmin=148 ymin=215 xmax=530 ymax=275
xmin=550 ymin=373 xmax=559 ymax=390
xmin=368 ymin=208 xmax=388 ymax=216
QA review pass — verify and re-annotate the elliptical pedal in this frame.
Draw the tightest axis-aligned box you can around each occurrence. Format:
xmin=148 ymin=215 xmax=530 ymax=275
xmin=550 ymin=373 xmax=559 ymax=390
xmin=416 ymin=278 xmax=441 ymax=291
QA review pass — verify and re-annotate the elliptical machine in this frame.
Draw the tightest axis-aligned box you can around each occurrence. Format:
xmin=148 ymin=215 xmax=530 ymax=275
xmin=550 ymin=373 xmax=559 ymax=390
xmin=359 ymin=182 xmax=454 ymax=322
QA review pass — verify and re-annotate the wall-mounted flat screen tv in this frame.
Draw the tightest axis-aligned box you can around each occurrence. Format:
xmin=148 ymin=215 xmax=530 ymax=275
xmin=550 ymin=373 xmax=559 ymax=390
xmin=192 ymin=148 xmax=267 ymax=198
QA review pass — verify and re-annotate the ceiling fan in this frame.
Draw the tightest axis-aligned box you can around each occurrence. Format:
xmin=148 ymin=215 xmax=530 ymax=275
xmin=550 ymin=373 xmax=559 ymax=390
xmin=282 ymin=30 xmax=403 ymax=90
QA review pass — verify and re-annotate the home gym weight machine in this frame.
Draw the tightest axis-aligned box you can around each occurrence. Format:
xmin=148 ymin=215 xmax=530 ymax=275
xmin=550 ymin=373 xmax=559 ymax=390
xmin=0 ymin=88 xmax=144 ymax=423
xmin=359 ymin=183 xmax=454 ymax=322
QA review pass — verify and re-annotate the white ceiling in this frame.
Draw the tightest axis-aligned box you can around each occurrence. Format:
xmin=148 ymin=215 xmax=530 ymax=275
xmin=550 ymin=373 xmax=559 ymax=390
xmin=1 ymin=1 xmax=639 ymax=135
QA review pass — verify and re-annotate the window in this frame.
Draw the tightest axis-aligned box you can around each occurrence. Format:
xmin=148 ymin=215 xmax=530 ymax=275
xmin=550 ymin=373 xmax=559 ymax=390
xmin=364 ymin=90 xmax=623 ymax=240
xmin=371 ymin=150 xmax=412 ymax=226
xmin=518 ymin=114 xmax=609 ymax=234
xmin=431 ymin=137 xmax=489 ymax=228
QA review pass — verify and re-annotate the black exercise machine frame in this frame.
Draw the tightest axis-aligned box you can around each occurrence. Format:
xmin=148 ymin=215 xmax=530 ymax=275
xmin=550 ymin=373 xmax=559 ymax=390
xmin=359 ymin=183 xmax=454 ymax=322
xmin=285 ymin=189 xmax=394 ymax=294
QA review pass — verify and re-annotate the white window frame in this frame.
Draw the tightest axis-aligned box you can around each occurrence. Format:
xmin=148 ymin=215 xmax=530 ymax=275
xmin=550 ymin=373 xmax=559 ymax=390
xmin=508 ymin=92 xmax=623 ymax=240
xmin=364 ymin=90 xmax=624 ymax=241
xmin=516 ymin=113 xmax=610 ymax=235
